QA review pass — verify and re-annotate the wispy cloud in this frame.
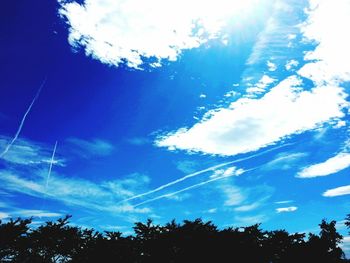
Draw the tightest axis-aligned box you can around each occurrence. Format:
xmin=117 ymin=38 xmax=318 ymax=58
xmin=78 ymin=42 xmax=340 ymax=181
xmin=234 ymin=214 xmax=268 ymax=225
xmin=276 ymin=206 xmax=298 ymax=213
xmin=0 ymin=169 xmax=152 ymax=216
xmin=67 ymin=137 xmax=114 ymax=158
xmin=220 ymin=183 xmax=246 ymax=207
xmin=322 ymin=185 xmax=350 ymax=197
xmin=246 ymin=0 xmax=303 ymax=66
xmin=297 ymin=153 xmax=350 ymax=178
xmin=0 ymin=136 xmax=64 ymax=167
xmin=120 ymin=144 xmax=289 ymax=204
xmin=133 ymin=168 xmax=248 ymax=207
xmin=127 ymin=137 xmax=150 ymax=146
xmin=118 ymin=162 xmax=237 ymax=204
xmin=265 ymin=152 xmax=308 ymax=170
xmin=234 ymin=196 xmax=270 ymax=212
xmin=275 ymin=200 xmax=294 ymax=204
xmin=11 ymin=209 xmax=63 ymax=218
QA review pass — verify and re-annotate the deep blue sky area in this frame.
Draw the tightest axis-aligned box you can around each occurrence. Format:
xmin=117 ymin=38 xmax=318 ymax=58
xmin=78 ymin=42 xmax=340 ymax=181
xmin=0 ymin=0 xmax=349 ymax=252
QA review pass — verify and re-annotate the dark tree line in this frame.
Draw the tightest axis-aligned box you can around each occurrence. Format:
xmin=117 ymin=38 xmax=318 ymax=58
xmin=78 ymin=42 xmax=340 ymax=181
xmin=0 ymin=214 xmax=349 ymax=263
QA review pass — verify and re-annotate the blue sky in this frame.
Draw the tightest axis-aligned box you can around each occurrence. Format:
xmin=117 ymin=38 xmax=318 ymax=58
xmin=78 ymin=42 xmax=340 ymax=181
xmin=1 ymin=0 xmax=350 ymax=250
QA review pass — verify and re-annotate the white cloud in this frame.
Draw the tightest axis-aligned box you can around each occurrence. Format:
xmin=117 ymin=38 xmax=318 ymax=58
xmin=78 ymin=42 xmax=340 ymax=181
xmin=276 ymin=206 xmax=297 ymax=213
xmin=156 ymin=76 xmax=348 ymax=156
xmin=0 ymin=212 xmax=9 ymax=220
xmin=340 ymin=236 xmax=350 ymax=255
xmin=59 ymin=0 xmax=259 ymax=69
xmin=323 ymin=185 xmax=350 ymax=197
xmin=285 ymin=59 xmax=299 ymax=71
xmin=298 ymin=152 xmax=350 ymax=178
xmin=267 ymin=61 xmax=277 ymax=71
xmin=210 ymin=166 xmax=244 ymax=179
xmin=246 ymin=75 xmax=276 ymax=95
xmin=298 ymin=0 xmax=350 ymax=85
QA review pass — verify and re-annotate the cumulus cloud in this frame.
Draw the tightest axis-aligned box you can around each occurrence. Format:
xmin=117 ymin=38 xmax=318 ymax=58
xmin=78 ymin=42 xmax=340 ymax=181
xmin=323 ymin=185 xmax=350 ymax=197
xmin=267 ymin=61 xmax=277 ymax=71
xmin=298 ymin=152 xmax=350 ymax=178
xmin=276 ymin=206 xmax=297 ymax=213
xmin=285 ymin=59 xmax=299 ymax=71
xmin=156 ymin=76 xmax=348 ymax=156
xmin=246 ymin=75 xmax=276 ymax=96
xmin=59 ymin=0 xmax=259 ymax=69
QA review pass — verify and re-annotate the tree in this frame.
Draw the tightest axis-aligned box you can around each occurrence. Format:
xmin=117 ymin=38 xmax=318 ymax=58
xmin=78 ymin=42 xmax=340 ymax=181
xmin=0 ymin=217 xmax=32 ymax=262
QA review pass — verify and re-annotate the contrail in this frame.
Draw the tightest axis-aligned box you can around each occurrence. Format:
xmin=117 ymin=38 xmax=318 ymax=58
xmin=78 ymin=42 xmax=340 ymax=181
xmin=133 ymin=166 xmax=259 ymax=207
xmin=118 ymin=143 xmax=293 ymax=204
xmin=40 ymin=141 xmax=58 ymax=217
xmin=0 ymin=79 xmax=46 ymax=158
xmin=45 ymin=141 xmax=58 ymax=190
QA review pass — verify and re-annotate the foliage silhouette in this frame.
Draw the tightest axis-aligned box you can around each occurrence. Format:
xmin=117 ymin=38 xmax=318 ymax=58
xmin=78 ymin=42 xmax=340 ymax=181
xmin=0 ymin=214 xmax=349 ymax=262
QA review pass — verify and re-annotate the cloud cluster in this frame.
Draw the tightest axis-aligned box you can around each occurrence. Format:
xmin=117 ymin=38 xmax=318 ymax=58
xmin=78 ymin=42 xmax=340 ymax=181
xmin=59 ymin=0 xmax=258 ymax=69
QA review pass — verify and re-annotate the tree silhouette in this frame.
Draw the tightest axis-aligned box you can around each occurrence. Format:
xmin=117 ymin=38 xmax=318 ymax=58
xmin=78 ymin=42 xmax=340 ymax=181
xmin=0 ymin=214 xmax=348 ymax=262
